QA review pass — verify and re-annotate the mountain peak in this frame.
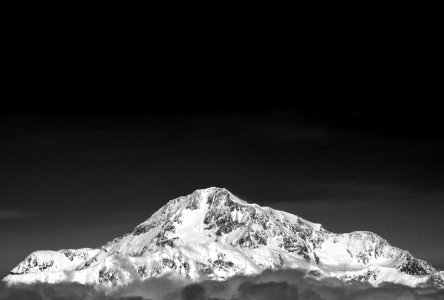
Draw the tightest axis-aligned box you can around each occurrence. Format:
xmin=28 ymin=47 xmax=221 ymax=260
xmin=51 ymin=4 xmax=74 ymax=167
xmin=191 ymin=187 xmax=249 ymax=205
xmin=3 ymin=187 xmax=443 ymax=289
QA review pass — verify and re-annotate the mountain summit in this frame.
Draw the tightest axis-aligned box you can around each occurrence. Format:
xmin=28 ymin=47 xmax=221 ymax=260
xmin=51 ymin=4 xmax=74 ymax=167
xmin=3 ymin=187 xmax=443 ymax=288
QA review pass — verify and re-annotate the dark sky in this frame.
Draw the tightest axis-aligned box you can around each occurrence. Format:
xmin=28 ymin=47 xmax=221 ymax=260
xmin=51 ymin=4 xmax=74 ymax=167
xmin=1 ymin=106 xmax=443 ymax=277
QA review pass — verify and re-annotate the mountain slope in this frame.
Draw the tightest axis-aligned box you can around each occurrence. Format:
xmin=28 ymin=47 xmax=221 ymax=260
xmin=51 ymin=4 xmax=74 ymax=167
xmin=3 ymin=187 xmax=443 ymax=288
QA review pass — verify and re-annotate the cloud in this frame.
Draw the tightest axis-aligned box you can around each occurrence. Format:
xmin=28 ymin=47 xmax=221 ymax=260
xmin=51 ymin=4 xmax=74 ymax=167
xmin=1 ymin=269 xmax=444 ymax=300
xmin=0 ymin=209 xmax=36 ymax=221
xmin=0 ymin=281 xmax=107 ymax=300
xmin=108 ymin=273 xmax=190 ymax=300
xmin=176 ymin=269 xmax=444 ymax=300
xmin=237 ymin=281 xmax=299 ymax=300
xmin=180 ymin=284 xmax=206 ymax=300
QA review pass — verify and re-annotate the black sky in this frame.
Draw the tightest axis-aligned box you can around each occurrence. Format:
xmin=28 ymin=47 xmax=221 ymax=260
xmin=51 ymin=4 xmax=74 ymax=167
xmin=1 ymin=106 xmax=443 ymax=277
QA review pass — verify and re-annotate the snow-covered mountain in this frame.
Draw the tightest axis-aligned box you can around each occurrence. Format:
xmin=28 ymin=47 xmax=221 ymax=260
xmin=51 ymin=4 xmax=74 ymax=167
xmin=3 ymin=187 xmax=443 ymax=288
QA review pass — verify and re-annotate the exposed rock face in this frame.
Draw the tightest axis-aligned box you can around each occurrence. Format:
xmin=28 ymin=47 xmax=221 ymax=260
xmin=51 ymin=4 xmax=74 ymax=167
xmin=3 ymin=187 xmax=443 ymax=289
xmin=429 ymin=271 xmax=444 ymax=288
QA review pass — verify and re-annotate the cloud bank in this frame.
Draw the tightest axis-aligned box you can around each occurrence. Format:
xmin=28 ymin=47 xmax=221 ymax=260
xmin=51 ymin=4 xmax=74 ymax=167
xmin=2 ymin=269 xmax=443 ymax=300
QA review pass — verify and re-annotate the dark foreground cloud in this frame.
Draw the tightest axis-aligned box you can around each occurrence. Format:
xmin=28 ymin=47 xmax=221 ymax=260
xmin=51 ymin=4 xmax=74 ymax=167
xmin=1 ymin=269 xmax=444 ymax=300
xmin=0 ymin=281 xmax=107 ymax=300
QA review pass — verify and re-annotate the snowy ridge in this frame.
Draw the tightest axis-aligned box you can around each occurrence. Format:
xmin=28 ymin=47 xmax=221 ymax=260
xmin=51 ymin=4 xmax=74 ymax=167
xmin=3 ymin=187 xmax=443 ymax=288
